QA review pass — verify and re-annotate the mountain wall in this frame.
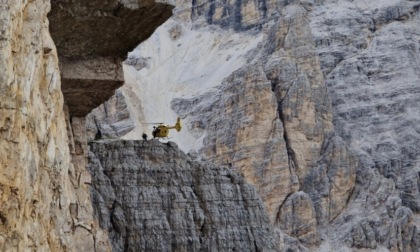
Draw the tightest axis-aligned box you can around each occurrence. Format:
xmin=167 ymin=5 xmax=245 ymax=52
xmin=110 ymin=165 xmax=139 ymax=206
xmin=1 ymin=0 xmax=420 ymax=251
xmin=0 ymin=1 xmax=108 ymax=250
xmin=95 ymin=0 xmax=420 ymax=250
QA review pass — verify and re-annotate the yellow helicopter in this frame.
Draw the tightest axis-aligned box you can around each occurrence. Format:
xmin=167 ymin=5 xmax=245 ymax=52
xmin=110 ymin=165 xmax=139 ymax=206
xmin=150 ymin=117 xmax=182 ymax=139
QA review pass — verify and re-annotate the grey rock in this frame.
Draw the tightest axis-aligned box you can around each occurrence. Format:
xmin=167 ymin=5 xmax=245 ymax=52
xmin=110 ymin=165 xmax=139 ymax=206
xmin=48 ymin=0 xmax=174 ymax=59
xmin=88 ymin=140 xmax=278 ymax=251
xmin=171 ymin=2 xmax=357 ymax=246
xmin=124 ymin=56 xmax=151 ymax=71
xmin=350 ymin=220 xmax=377 ymax=249
xmin=308 ymin=0 xmax=420 ymax=250
xmin=171 ymin=63 xmax=297 ymax=225
xmin=86 ymin=89 xmax=135 ymax=142
xmin=79 ymin=0 xmax=420 ymax=250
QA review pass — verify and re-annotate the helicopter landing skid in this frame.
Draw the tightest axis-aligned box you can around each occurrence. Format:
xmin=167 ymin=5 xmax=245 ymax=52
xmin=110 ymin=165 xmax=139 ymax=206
xmin=154 ymin=137 xmax=172 ymax=140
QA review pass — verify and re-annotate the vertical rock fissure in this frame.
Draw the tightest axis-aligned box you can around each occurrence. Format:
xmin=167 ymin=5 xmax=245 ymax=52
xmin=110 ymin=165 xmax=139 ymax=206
xmin=274 ymin=191 xmax=294 ymax=225
xmin=277 ymin=101 xmax=300 ymax=188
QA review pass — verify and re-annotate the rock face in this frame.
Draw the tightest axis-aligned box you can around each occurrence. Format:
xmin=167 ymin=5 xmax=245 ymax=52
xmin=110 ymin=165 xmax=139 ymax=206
xmin=172 ymin=64 xmax=299 ymax=226
xmin=0 ymin=1 xmax=109 ymax=250
xmin=115 ymin=0 xmax=420 ymax=250
xmin=2 ymin=0 xmax=420 ymax=251
xmin=88 ymin=140 xmax=277 ymax=252
xmin=121 ymin=0 xmax=356 ymax=248
xmin=310 ymin=1 xmax=420 ymax=250
xmin=0 ymin=0 xmax=172 ymax=251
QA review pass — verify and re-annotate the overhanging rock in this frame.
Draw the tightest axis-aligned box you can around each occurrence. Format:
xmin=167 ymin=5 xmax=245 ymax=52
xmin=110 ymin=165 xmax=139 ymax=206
xmin=48 ymin=0 xmax=174 ymax=117
xmin=59 ymin=57 xmax=124 ymax=117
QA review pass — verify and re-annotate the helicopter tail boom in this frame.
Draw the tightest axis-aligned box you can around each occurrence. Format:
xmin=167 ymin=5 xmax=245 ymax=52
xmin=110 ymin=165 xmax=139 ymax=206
xmin=167 ymin=117 xmax=182 ymax=132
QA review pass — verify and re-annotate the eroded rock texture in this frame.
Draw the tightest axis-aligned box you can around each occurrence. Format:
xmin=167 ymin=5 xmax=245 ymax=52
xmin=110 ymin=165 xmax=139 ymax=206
xmin=89 ymin=140 xmax=277 ymax=252
xmin=0 ymin=1 xmax=109 ymax=250
xmin=0 ymin=0 xmax=173 ymax=250
xmin=117 ymin=0 xmax=420 ymax=250
xmin=310 ymin=1 xmax=420 ymax=250
xmin=167 ymin=1 xmax=356 ymax=246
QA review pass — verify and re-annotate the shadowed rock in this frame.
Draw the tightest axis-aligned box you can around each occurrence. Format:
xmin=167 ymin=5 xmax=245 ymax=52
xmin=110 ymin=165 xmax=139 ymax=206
xmin=48 ymin=0 xmax=174 ymax=117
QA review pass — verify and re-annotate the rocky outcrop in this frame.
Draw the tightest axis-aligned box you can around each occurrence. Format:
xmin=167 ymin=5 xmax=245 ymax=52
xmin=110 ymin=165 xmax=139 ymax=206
xmin=166 ymin=2 xmax=357 ymax=245
xmin=277 ymin=192 xmax=319 ymax=246
xmin=88 ymin=140 xmax=277 ymax=251
xmin=58 ymin=57 xmax=125 ymax=118
xmin=66 ymin=113 xmax=112 ymax=251
xmin=119 ymin=0 xmax=357 ymax=248
xmin=263 ymin=3 xmax=357 ymax=227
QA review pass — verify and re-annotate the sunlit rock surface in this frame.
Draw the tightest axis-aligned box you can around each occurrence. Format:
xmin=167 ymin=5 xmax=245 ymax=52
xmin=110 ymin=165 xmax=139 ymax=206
xmin=0 ymin=1 xmax=110 ymax=250
xmin=0 ymin=0 xmax=172 ymax=250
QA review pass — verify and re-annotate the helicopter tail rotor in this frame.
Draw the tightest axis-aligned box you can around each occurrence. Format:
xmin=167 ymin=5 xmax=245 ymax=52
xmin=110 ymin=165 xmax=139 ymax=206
xmin=175 ymin=117 xmax=182 ymax=132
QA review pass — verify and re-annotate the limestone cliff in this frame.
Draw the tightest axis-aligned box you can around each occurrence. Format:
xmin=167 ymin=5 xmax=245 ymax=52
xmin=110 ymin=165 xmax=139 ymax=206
xmin=0 ymin=0 xmax=171 ymax=250
xmin=47 ymin=0 xmax=173 ymax=117
xmin=0 ymin=1 xmax=109 ymax=250
xmin=312 ymin=1 xmax=420 ymax=250
xmin=105 ymin=0 xmax=420 ymax=250
xmin=2 ymin=0 xmax=420 ymax=251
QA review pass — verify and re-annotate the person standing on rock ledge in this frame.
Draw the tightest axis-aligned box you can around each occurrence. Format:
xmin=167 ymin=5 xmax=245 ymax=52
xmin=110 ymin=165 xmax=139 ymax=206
xmin=142 ymin=133 xmax=148 ymax=141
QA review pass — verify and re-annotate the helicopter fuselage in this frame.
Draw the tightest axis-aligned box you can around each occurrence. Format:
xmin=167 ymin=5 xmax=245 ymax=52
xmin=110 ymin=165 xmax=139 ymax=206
xmin=152 ymin=117 xmax=182 ymax=138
